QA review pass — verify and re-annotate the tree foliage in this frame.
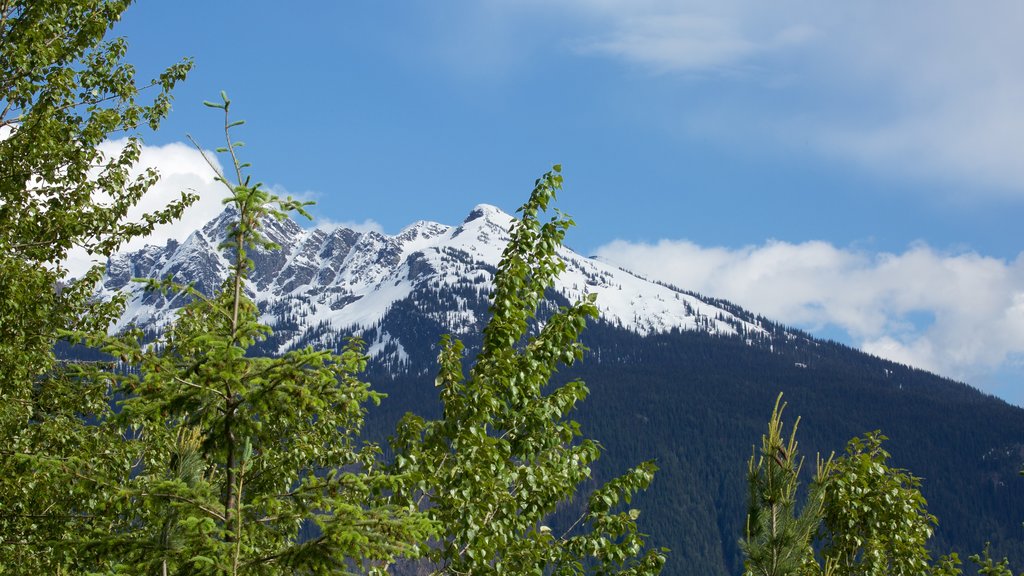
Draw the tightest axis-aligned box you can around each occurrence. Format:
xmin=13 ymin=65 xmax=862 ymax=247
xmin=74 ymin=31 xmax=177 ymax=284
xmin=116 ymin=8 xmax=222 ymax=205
xmin=58 ymin=94 xmax=435 ymax=574
xmin=0 ymin=0 xmax=191 ymax=571
xmin=741 ymin=394 xmax=830 ymax=576
xmin=742 ymin=396 xmax=1022 ymax=576
xmin=1 ymin=29 xmax=667 ymax=568
xmin=389 ymin=166 xmax=666 ymax=575
xmin=817 ymin=432 xmax=936 ymax=576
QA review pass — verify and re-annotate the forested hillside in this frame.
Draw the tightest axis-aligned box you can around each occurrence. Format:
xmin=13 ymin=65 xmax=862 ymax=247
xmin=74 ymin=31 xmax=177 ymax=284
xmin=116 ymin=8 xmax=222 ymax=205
xmin=353 ymin=309 xmax=1024 ymax=576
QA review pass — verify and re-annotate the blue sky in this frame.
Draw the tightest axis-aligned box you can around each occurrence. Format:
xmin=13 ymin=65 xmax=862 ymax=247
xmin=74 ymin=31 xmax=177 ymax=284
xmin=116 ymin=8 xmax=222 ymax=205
xmin=107 ymin=1 xmax=1024 ymax=405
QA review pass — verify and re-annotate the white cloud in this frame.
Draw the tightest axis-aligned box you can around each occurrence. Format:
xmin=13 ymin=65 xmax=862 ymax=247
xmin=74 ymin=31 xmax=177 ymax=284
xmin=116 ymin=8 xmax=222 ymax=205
xmin=595 ymin=238 xmax=1024 ymax=403
xmin=572 ymin=13 xmax=760 ymax=73
xmin=567 ymin=2 xmax=818 ymax=74
xmin=314 ymin=218 xmax=384 ymax=235
xmin=263 ymin=184 xmax=383 ymax=234
xmin=64 ymin=140 xmax=230 ymax=276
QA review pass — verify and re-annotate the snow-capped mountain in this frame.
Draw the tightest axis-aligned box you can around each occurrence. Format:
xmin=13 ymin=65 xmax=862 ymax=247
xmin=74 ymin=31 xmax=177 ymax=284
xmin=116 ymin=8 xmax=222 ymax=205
xmin=92 ymin=204 xmax=1024 ymax=576
xmin=99 ymin=204 xmax=776 ymax=359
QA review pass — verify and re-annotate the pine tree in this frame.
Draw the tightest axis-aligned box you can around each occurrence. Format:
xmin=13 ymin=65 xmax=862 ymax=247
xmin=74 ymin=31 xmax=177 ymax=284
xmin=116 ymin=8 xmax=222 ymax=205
xmin=63 ymin=94 xmax=434 ymax=574
xmin=741 ymin=393 xmax=830 ymax=576
xmin=740 ymin=396 xmax=999 ymax=576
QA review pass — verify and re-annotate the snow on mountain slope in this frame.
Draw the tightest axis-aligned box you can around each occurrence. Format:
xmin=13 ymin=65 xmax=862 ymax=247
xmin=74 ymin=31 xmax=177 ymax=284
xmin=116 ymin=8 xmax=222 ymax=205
xmin=98 ymin=204 xmax=771 ymax=354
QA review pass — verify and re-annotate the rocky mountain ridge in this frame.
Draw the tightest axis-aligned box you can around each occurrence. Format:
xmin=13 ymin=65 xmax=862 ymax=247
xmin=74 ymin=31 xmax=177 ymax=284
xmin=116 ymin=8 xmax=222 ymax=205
xmin=100 ymin=204 xmax=782 ymax=359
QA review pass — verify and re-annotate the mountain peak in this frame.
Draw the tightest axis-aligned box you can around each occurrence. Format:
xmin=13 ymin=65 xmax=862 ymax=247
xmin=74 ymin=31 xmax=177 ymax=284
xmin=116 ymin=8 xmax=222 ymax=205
xmin=463 ymin=204 xmax=511 ymax=224
xmin=201 ymin=204 xmax=238 ymax=237
xmin=200 ymin=203 xmax=306 ymax=246
xmin=99 ymin=202 xmax=775 ymax=350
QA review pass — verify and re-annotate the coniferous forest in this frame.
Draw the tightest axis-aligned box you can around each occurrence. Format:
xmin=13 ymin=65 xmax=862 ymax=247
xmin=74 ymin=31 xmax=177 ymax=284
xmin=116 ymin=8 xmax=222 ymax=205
xmin=355 ymin=300 xmax=1024 ymax=576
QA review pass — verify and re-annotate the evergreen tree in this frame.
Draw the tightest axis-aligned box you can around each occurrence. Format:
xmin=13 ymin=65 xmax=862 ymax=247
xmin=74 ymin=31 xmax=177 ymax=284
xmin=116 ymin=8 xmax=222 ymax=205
xmin=740 ymin=396 xmax=1019 ymax=576
xmin=62 ymin=94 xmax=434 ymax=574
xmin=740 ymin=394 xmax=830 ymax=576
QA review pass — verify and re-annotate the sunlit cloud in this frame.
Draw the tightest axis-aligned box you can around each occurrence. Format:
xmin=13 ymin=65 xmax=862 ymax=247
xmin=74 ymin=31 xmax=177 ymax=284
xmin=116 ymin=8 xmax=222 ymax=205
xmin=64 ymin=140 xmax=230 ymax=276
xmin=595 ymin=238 xmax=1024 ymax=403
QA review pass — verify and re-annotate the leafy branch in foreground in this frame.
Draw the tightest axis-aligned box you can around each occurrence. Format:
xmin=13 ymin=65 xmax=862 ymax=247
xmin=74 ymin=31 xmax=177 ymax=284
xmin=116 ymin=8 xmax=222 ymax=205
xmin=390 ymin=166 xmax=667 ymax=575
xmin=742 ymin=394 xmax=1018 ymax=576
xmin=64 ymin=93 xmax=433 ymax=575
xmin=0 ymin=1 xmax=191 ymax=572
xmin=817 ymin=431 xmax=937 ymax=576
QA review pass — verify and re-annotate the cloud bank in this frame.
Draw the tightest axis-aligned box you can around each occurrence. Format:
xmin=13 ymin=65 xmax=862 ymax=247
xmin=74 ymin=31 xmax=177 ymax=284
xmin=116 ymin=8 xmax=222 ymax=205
xmin=64 ymin=141 xmax=384 ymax=277
xmin=595 ymin=238 xmax=1024 ymax=403
xmin=63 ymin=140 xmax=230 ymax=277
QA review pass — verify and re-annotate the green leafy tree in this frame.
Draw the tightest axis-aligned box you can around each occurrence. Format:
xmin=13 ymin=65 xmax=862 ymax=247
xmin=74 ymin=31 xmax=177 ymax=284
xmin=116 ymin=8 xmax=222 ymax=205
xmin=741 ymin=394 xmax=831 ymax=576
xmin=62 ymin=94 xmax=434 ymax=574
xmin=819 ymin=433 xmax=1017 ymax=576
xmin=389 ymin=166 xmax=667 ymax=575
xmin=969 ymin=545 xmax=1015 ymax=576
xmin=817 ymin=432 xmax=937 ymax=576
xmin=740 ymin=398 xmax=1012 ymax=576
xmin=0 ymin=0 xmax=191 ymax=570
